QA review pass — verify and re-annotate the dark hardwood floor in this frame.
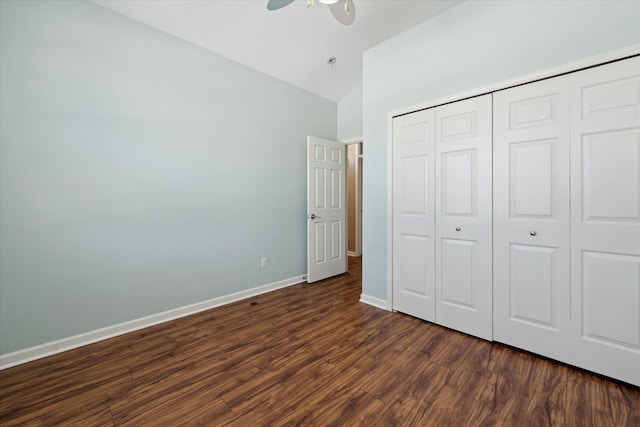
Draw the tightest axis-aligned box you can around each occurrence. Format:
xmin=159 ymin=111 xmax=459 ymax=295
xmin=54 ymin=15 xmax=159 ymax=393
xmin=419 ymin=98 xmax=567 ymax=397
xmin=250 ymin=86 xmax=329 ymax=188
xmin=1 ymin=256 xmax=638 ymax=426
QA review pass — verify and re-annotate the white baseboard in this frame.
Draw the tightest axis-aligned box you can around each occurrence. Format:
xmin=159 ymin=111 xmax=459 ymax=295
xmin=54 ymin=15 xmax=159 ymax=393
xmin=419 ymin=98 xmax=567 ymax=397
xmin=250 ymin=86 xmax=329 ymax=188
xmin=359 ymin=293 xmax=388 ymax=311
xmin=0 ymin=274 xmax=305 ymax=370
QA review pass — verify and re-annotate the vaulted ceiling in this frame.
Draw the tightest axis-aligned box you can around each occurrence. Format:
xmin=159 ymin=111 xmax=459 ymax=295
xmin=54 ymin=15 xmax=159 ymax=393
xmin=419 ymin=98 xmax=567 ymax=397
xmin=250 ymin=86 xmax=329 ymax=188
xmin=92 ymin=0 xmax=462 ymax=102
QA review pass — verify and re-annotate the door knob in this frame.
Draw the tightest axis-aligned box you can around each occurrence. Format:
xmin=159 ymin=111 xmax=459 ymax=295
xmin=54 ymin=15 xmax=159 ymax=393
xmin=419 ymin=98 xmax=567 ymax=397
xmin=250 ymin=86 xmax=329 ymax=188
xmin=309 ymin=214 xmax=319 ymax=219
xmin=455 ymin=227 xmax=461 ymax=231
xmin=530 ymin=231 xmax=537 ymax=236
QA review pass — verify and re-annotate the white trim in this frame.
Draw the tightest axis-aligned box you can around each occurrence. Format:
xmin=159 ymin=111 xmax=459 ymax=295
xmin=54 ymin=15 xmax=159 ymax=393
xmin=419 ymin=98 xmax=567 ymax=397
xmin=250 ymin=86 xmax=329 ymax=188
xmin=341 ymin=136 xmax=363 ymax=145
xmin=386 ymin=110 xmax=394 ymax=311
xmin=359 ymin=293 xmax=388 ymax=311
xmin=390 ymin=44 xmax=640 ymax=118
xmin=0 ymin=274 xmax=305 ymax=370
xmin=385 ymin=45 xmax=640 ymax=314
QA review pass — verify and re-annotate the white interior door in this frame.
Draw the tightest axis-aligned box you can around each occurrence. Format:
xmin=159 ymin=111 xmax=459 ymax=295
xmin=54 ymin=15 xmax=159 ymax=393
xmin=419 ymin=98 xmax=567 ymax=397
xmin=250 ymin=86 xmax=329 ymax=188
xmin=307 ymin=136 xmax=347 ymax=283
xmin=392 ymin=109 xmax=436 ymax=322
xmin=570 ymin=57 xmax=640 ymax=386
xmin=493 ymin=75 xmax=572 ymax=363
xmin=435 ymin=94 xmax=493 ymax=340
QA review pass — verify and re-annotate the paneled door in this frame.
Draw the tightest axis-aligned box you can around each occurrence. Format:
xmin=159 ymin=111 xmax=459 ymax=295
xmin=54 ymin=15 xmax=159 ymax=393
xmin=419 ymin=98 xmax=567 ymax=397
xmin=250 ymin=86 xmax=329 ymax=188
xmin=434 ymin=94 xmax=493 ymax=340
xmin=570 ymin=57 xmax=640 ymax=386
xmin=493 ymin=76 xmax=572 ymax=363
xmin=307 ymin=136 xmax=347 ymax=283
xmin=392 ymin=109 xmax=436 ymax=321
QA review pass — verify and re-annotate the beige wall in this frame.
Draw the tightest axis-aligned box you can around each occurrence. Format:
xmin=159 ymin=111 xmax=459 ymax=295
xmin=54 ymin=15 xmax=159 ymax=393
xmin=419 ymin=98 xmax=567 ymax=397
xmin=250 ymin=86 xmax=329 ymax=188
xmin=347 ymin=144 xmax=357 ymax=253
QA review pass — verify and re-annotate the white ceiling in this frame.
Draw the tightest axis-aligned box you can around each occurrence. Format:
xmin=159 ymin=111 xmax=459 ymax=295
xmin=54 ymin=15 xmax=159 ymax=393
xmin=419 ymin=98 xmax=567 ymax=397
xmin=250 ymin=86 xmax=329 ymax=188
xmin=92 ymin=0 xmax=462 ymax=102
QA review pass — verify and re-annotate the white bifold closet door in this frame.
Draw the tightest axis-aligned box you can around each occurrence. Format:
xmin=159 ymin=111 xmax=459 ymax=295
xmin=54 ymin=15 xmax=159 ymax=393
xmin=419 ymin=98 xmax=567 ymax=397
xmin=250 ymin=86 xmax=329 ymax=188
xmin=493 ymin=76 xmax=572 ymax=363
xmin=434 ymin=95 xmax=493 ymax=340
xmin=494 ymin=56 xmax=640 ymax=386
xmin=392 ymin=95 xmax=493 ymax=340
xmin=569 ymin=57 xmax=640 ymax=386
xmin=392 ymin=109 xmax=436 ymax=322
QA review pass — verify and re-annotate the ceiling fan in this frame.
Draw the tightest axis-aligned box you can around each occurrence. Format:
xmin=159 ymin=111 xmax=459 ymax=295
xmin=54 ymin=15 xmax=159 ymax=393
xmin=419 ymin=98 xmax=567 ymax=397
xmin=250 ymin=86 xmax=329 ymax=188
xmin=267 ymin=0 xmax=356 ymax=26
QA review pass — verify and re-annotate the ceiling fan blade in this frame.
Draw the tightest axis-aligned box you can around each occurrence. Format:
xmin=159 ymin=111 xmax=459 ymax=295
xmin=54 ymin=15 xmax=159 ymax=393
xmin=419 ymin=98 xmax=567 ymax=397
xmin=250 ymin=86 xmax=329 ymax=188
xmin=329 ymin=0 xmax=355 ymax=25
xmin=267 ymin=0 xmax=295 ymax=11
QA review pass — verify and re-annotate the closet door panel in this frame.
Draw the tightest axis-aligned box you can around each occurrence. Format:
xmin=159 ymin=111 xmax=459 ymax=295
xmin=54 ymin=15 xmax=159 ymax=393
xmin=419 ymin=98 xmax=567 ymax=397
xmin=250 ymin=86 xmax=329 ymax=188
xmin=570 ymin=56 xmax=640 ymax=387
xmin=392 ymin=109 xmax=436 ymax=322
xmin=509 ymin=244 xmax=557 ymax=326
xmin=493 ymin=76 xmax=571 ymax=362
xmin=511 ymin=139 xmax=556 ymax=217
xmin=435 ymin=94 xmax=493 ymax=340
xmin=441 ymin=238 xmax=475 ymax=308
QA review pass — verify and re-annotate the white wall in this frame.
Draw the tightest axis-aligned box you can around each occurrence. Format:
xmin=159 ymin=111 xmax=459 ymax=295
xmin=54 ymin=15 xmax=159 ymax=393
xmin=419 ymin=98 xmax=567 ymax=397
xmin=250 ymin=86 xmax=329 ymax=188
xmin=337 ymin=83 xmax=363 ymax=141
xmin=0 ymin=0 xmax=336 ymax=355
xmin=361 ymin=0 xmax=640 ymax=300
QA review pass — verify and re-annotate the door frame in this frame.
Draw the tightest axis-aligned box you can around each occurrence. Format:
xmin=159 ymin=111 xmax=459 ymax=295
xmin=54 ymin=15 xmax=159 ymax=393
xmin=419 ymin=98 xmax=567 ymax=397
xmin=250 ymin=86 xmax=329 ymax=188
xmin=385 ymin=44 xmax=640 ymax=311
xmin=343 ymin=137 xmax=363 ymax=258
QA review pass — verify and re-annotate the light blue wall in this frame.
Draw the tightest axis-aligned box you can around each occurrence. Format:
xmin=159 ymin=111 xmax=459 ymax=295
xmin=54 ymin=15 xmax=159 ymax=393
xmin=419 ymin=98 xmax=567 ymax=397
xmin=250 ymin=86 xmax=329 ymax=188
xmin=337 ymin=83 xmax=362 ymax=141
xmin=0 ymin=0 xmax=336 ymax=354
xmin=362 ymin=0 xmax=640 ymax=300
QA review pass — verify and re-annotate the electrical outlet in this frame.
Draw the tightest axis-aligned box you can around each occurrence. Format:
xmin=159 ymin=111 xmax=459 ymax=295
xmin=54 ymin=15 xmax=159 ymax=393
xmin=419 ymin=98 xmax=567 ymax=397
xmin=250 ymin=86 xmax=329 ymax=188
xmin=261 ymin=257 xmax=268 ymax=268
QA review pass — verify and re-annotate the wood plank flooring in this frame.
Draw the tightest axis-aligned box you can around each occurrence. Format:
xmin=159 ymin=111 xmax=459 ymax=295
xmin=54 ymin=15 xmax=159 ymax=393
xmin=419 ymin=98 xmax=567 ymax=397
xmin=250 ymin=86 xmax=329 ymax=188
xmin=1 ymin=257 xmax=638 ymax=426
